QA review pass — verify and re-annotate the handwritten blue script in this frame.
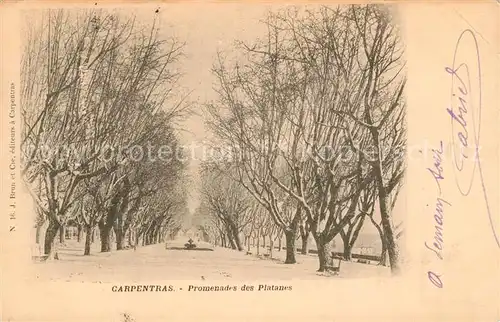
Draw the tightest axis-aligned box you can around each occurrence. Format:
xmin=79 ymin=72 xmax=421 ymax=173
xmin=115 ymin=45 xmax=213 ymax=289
xmin=445 ymin=29 xmax=500 ymax=248
xmin=426 ymin=141 xmax=451 ymax=288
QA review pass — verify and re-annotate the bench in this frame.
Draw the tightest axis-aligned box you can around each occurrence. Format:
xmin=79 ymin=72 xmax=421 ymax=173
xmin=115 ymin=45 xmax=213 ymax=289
xmin=331 ymin=251 xmax=381 ymax=262
xmin=32 ymin=255 xmax=49 ymax=261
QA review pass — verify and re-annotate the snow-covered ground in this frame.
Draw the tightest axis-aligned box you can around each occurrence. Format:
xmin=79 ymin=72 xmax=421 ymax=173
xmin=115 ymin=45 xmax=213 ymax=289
xmin=33 ymin=237 xmax=390 ymax=283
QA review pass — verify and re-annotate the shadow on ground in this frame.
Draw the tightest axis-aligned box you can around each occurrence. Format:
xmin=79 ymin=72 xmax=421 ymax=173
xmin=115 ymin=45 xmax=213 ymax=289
xmin=166 ymin=247 xmax=214 ymax=251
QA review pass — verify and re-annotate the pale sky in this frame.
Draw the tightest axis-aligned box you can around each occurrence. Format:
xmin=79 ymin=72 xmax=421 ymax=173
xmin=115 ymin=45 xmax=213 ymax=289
xmin=156 ymin=4 xmax=298 ymax=213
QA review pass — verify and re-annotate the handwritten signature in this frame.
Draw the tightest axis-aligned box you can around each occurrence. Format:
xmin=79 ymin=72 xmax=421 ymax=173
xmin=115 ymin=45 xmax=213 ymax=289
xmin=445 ymin=29 xmax=500 ymax=249
xmin=426 ymin=142 xmax=451 ymax=289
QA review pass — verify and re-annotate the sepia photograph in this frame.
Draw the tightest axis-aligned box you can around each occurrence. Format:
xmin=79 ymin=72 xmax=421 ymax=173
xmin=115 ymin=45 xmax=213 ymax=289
xmin=21 ymin=4 xmax=406 ymax=282
xmin=2 ymin=1 xmax=500 ymax=322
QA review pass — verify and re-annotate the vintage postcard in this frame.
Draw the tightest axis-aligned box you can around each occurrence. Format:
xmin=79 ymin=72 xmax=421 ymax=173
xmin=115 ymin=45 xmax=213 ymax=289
xmin=1 ymin=1 xmax=499 ymax=321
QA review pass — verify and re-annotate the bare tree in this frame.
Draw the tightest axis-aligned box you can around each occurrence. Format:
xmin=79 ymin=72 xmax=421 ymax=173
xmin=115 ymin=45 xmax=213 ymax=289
xmin=21 ymin=10 xmax=189 ymax=257
xmin=206 ymin=45 xmax=306 ymax=263
xmin=340 ymin=183 xmax=374 ymax=260
xmin=200 ymin=167 xmax=255 ymax=251
xmin=333 ymin=5 xmax=406 ymax=273
xmin=206 ymin=5 xmax=405 ymax=273
xmin=78 ymin=192 xmax=101 ymax=255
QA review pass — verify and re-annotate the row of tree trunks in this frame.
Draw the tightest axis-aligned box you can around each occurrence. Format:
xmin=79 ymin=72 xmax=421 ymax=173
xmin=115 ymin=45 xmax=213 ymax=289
xmin=80 ymin=224 xmax=166 ymax=256
xmin=218 ymin=223 xmax=303 ymax=261
xmin=47 ymin=221 xmax=372 ymax=263
xmin=216 ymin=227 xmax=386 ymax=269
xmin=214 ymin=222 xmax=243 ymax=251
xmin=239 ymin=235 xmax=289 ymax=253
xmin=42 ymin=223 xmax=85 ymax=246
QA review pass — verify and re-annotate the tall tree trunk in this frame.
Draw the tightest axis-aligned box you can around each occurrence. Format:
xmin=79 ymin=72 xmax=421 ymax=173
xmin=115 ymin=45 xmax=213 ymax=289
xmin=77 ymin=225 xmax=82 ymax=243
xmin=368 ymin=213 xmax=389 ymax=266
xmin=84 ymin=225 xmax=93 ymax=256
xmin=278 ymin=236 xmax=282 ymax=251
xmin=128 ymin=229 xmax=134 ymax=247
xmin=262 ymin=234 xmax=266 ymax=248
xmin=301 ymin=231 xmax=309 ymax=254
xmin=340 ymin=232 xmax=352 ymax=260
xmin=59 ymin=225 xmax=65 ymax=244
xmin=372 ymin=127 xmax=400 ymax=274
xmin=228 ymin=234 xmax=237 ymax=250
xmin=247 ymin=236 xmax=251 ymax=252
xmin=143 ymin=227 xmax=150 ymax=245
xmin=99 ymin=178 xmax=130 ymax=251
xmin=147 ymin=229 xmax=154 ymax=245
xmin=343 ymin=239 xmax=352 ymax=261
xmin=230 ymin=225 xmax=243 ymax=251
xmin=160 ymin=229 xmax=166 ymax=243
xmin=299 ymin=221 xmax=310 ymax=254
xmin=342 ymin=214 xmax=366 ymax=261
xmin=36 ymin=224 xmax=42 ymax=244
xmin=256 ymin=233 xmax=260 ymax=255
xmin=99 ymin=222 xmax=112 ymax=252
xmin=379 ymin=236 xmax=388 ymax=266
xmin=378 ymin=193 xmax=399 ymax=273
xmin=154 ymin=227 xmax=161 ymax=244
xmin=269 ymin=236 xmax=274 ymax=258
xmin=314 ymin=233 xmax=334 ymax=272
xmin=284 ymin=229 xmax=297 ymax=264
xmin=284 ymin=213 xmax=300 ymax=264
xmin=44 ymin=218 xmax=60 ymax=256
xmin=113 ymin=225 xmax=125 ymax=250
